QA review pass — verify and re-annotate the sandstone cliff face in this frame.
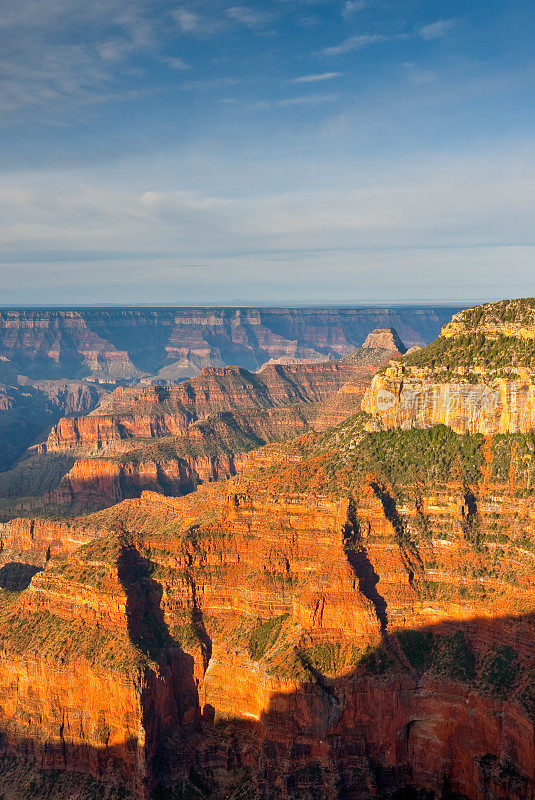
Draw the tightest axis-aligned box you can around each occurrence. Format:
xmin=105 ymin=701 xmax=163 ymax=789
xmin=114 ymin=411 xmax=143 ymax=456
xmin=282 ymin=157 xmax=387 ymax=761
xmin=363 ymin=366 xmax=535 ymax=434
xmin=0 ymin=516 xmax=95 ymax=564
xmin=50 ymin=452 xmax=249 ymax=507
xmin=363 ymin=300 xmax=535 ymax=434
xmin=0 ymin=310 xmax=142 ymax=379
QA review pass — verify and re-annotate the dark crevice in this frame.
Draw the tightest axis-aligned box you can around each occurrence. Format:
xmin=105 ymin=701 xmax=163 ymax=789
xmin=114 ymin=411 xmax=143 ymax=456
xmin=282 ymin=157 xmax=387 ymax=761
xmin=155 ymin=463 xmax=177 ymax=495
xmin=370 ymin=482 xmax=425 ymax=577
xmin=296 ymin=650 xmax=339 ymax=704
xmin=463 ymin=489 xmax=478 ymax=519
xmin=116 ymin=542 xmax=177 ymax=662
xmin=370 ymin=482 xmax=406 ymax=541
xmin=343 ymin=498 xmax=388 ymax=633
xmin=185 ymin=573 xmax=212 ymax=672
xmin=461 ymin=488 xmax=481 ymax=547
xmin=116 ymin=540 xmax=202 ymax=790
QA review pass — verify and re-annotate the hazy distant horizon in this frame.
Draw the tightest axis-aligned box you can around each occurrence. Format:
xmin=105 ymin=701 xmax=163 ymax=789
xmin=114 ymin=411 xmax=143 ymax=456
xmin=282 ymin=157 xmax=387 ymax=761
xmin=0 ymin=299 xmax=482 ymax=310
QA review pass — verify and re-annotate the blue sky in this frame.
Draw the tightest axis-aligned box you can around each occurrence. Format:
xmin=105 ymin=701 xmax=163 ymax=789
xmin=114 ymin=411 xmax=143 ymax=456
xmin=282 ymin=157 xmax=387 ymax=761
xmin=1 ymin=0 xmax=534 ymax=305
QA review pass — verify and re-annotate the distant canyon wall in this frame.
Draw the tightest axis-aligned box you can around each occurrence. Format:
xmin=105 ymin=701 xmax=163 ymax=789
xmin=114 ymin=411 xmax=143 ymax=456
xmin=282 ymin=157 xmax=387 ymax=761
xmin=0 ymin=307 xmax=459 ymax=379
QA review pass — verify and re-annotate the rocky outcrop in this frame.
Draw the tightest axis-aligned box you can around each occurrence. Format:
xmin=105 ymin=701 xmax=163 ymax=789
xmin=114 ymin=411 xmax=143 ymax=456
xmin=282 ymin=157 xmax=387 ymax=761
xmin=363 ymin=364 xmax=535 ymax=434
xmin=360 ymin=326 xmax=407 ymax=353
xmin=50 ymin=452 xmax=249 ymax=507
xmin=363 ymin=299 xmax=535 ymax=434
xmin=0 ymin=516 xmax=95 ymax=564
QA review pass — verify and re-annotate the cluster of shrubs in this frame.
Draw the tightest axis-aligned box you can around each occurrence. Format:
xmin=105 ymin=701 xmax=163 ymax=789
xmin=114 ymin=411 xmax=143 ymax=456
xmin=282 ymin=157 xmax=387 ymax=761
xmin=454 ymin=298 xmax=535 ymax=328
xmin=400 ymin=332 xmax=535 ymax=379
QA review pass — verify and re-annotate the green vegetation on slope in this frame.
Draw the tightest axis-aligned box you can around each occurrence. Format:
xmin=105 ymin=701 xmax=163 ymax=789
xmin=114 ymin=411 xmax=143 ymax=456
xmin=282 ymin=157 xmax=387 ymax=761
xmin=0 ymin=588 xmax=146 ymax=674
xmin=450 ymin=298 xmax=535 ymax=329
xmin=251 ymin=415 xmax=535 ymax=500
xmin=248 ymin=614 xmax=289 ymax=660
xmin=400 ymin=332 xmax=535 ymax=379
xmin=251 ymin=417 xmax=486 ymax=496
xmin=379 ymin=299 xmax=535 ymax=381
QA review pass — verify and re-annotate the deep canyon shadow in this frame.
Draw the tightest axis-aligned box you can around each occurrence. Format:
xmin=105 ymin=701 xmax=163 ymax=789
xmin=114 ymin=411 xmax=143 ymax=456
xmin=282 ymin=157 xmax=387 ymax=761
xmin=0 ymin=609 xmax=531 ymax=800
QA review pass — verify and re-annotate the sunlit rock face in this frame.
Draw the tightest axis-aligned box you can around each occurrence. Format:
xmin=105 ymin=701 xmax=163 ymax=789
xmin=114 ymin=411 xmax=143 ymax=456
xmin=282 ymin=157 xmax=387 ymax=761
xmin=0 ymin=413 xmax=534 ymax=799
xmin=1 ymin=301 xmax=535 ymax=800
xmin=363 ymin=299 xmax=535 ymax=434
xmin=363 ymin=369 xmax=535 ymax=434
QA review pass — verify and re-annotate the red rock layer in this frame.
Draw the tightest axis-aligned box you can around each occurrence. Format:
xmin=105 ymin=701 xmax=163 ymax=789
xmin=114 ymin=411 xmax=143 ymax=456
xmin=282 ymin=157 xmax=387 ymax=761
xmin=0 ymin=451 xmax=532 ymax=798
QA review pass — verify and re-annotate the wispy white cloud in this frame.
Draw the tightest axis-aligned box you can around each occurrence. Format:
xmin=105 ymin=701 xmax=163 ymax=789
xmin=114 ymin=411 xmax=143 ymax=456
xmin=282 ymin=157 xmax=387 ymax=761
xmin=180 ymin=77 xmax=242 ymax=91
xmin=225 ymin=6 xmax=271 ymax=28
xmin=0 ymin=0 xmax=160 ymax=118
xmin=250 ymin=93 xmax=339 ymax=109
xmin=321 ymin=18 xmax=454 ymax=59
xmin=320 ymin=33 xmax=392 ymax=57
xmin=2 ymin=146 xmax=535 ymax=303
xmin=290 ymin=72 xmax=342 ymax=83
xmin=172 ymin=8 xmax=202 ymax=32
xmin=342 ymin=1 xmax=370 ymax=19
xmin=419 ymin=19 xmax=455 ymax=41
xmin=164 ymin=56 xmax=192 ymax=71
xmin=171 ymin=4 xmax=230 ymax=40
xmin=172 ymin=4 xmax=271 ymax=37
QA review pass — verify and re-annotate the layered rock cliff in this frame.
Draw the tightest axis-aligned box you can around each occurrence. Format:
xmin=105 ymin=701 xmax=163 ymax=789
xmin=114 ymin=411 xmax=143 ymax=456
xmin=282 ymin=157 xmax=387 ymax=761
xmin=0 ymin=307 xmax=456 ymax=380
xmin=363 ymin=298 xmax=535 ymax=434
xmin=45 ymin=334 xmax=405 ymax=453
xmin=0 ymin=415 xmax=533 ymax=799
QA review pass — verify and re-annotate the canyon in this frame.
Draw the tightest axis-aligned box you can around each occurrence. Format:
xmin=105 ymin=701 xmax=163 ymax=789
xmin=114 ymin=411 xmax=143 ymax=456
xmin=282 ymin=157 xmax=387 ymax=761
xmin=0 ymin=299 xmax=533 ymax=800
xmin=0 ymin=307 xmax=456 ymax=380
xmin=0 ymin=418 xmax=533 ymax=799
xmin=0 ymin=329 xmax=405 ymax=513
xmin=0 ymin=306 xmax=449 ymax=473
